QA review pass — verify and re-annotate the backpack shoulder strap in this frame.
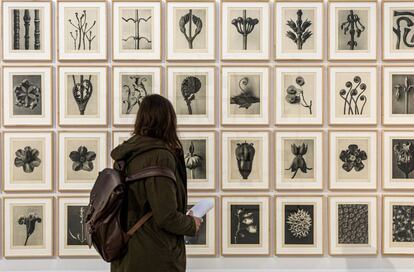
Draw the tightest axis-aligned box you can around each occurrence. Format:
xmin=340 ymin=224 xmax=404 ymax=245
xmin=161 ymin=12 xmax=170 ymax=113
xmin=125 ymin=166 xmax=176 ymax=183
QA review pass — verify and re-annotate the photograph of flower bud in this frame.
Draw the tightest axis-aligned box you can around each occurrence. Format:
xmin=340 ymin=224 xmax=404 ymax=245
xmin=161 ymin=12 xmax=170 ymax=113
xmin=183 ymin=140 xmax=206 ymax=180
xmin=13 ymin=205 xmax=44 ymax=247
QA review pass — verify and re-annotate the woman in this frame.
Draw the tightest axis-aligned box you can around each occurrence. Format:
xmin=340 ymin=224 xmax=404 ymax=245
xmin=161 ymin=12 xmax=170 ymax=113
xmin=110 ymin=94 xmax=202 ymax=272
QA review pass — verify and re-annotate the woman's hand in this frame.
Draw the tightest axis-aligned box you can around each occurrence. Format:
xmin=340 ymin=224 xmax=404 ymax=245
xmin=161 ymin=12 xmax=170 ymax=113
xmin=188 ymin=210 xmax=203 ymax=233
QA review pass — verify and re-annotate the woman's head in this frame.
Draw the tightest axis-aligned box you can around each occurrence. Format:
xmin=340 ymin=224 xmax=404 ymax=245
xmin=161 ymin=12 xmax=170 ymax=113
xmin=133 ymin=94 xmax=182 ymax=152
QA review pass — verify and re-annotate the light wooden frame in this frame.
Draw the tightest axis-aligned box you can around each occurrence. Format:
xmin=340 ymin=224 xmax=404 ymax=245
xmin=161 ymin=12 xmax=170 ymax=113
xmin=275 ymin=195 xmax=324 ymax=255
xmin=221 ymin=195 xmax=270 ymax=256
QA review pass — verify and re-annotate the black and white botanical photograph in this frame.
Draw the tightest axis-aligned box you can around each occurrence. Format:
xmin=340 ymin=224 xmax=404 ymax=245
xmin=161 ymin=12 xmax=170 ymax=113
xmin=66 ymin=205 xmax=88 ymax=246
xmin=392 ymin=139 xmax=414 ymax=179
xmin=121 ymin=74 xmax=153 ymax=115
xmin=338 ymin=204 xmax=369 ymax=245
xmin=230 ymin=204 xmax=260 ymax=245
xmin=12 ymin=205 xmax=44 ymax=247
xmin=282 ymin=139 xmax=314 ymax=181
xmin=65 ymin=73 xmax=98 ymax=116
xmin=391 ymin=74 xmax=414 ymax=115
xmin=12 ymin=74 xmax=42 ymax=116
xmin=336 ymin=9 xmax=368 ymax=51
xmin=337 ymin=138 xmax=369 ymax=181
xmin=392 ymin=205 xmax=414 ymax=243
xmin=9 ymin=9 xmax=44 ymax=51
xmin=121 ymin=8 xmax=152 ymax=51
xmin=284 ymin=205 xmax=314 ymax=245
xmin=228 ymin=8 xmax=260 ymax=51
xmin=228 ymin=74 xmax=261 ymax=116
xmin=182 ymin=139 xmax=206 ymax=180
xmin=230 ymin=139 xmax=261 ymax=181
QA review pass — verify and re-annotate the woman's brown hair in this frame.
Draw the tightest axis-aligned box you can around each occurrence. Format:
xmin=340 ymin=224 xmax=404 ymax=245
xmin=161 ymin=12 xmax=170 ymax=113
xmin=133 ymin=94 xmax=182 ymax=153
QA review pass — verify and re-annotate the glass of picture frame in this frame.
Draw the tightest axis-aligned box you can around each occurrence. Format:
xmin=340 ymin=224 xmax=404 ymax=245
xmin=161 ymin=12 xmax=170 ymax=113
xmin=2 ymin=66 xmax=52 ymax=127
xmin=329 ymin=130 xmax=378 ymax=190
xmin=383 ymin=195 xmax=414 ymax=255
xmin=221 ymin=195 xmax=270 ymax=256
xmin=58 ymin=196 xmax=99 ymax=257
xmin=275 ymin=131 xmax=324 ymax=190
xmin=383 ymin=130 xmax=414 ymax=190
xmin=58 ymin=65 xmax=108 ymax=126
xmin=112 ymin=65 xmax=162 ymax=126
xmin=274 ymin=0 xmax=324 ymax=60
xmin=58 ymin=0 xmax=107 ymax=61
xmin=2 ymin=0 xmax=52 ymax=61
xmin=275 ymin=66 xmax=324 ymax=126
xmin=328 ymin=0 xmax=377 ymax=61
xmin=3 ymin=197 xmax=54 ymax=258
xmin=166 ymin=0 xmax=215 ymax=60
xmin=221 ymin=131 xmax=270 ymax=190
xmin=328 ymin=196 xmax=378 ymax=255
xmin=275 ymin=196 xmax=324 ymax=255
xmin=3 ymin=131 xmax=53 ymax=192
xmin=382 ymin=66 xmax=414 ymax=125
xmin=185 ymin=196 xmax=216 ymax=256
xmin=167 ymin=65 xmax=216 ymax=125
xmin=383 ymin=1 xmax=414 ymax=60
xmin=328 ymin=66 xmax=377 ymax=125
xmin=58 ymin=131 xmax=108 ymax=191
xmin=179 ymin=130 xmax=216 ymax=190
xmin=112 ymin=0 xmax=162 ymax=61
xmin=221 ymin=0 xmax=270 ymax=60
xmin=221 ymin=65 xmax=270 ymax=125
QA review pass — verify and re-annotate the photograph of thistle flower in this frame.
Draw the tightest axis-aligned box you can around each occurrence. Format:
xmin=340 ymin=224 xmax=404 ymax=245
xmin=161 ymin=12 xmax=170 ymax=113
xmin=222 ymin=196 xmax=269 ymax=255
xmin=383 ymin=196 xmax=414 ymax=255
xmin=329 ymin=66 xmax=377 ymax=125
xmin=328 ymin=1 xmax=377 ymax=60
xmin=275 ymin=196 xmax=323 ymax=255
xmin=275 ymin=1 xmax=323 ymax=60
xmin=4 ymin=197 xmax=53 ymax=257
xmin=167 ymin=66 xmax=215 ymax=125
xmin=383 ymin=66 xmax=414 ymax=125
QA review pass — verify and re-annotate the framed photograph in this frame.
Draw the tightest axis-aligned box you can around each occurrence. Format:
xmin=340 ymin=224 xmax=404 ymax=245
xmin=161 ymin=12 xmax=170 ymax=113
xmin=221 ymin=1 xmax=270 ymax=60
xmin=58 ymin=131 xmax=107 ymax=191
xmin=58 ymin=66 xmax=108 ymax=126
xmin=167 ymin=0 xmax=215 ymax=60
xmin=3 ymin=132 xmax=53 ymax=192
xmin=179 ymin=131 xmax=215 ymax=190
xmin=221 ymin=66 xmax=270 ymax=125
xmin=383 ymin=66 xmax=414 ymax=125
xmin=2 ymin=1 xmax=52 ymax=61
xmin=58 ymin=196 xmax=99 ymax=257
xmin=383 ymin=195 xmax=414 ymax=255
xmin=112 ymin=66 xmax=162 ymax=126
xmin=58 ymin=0 xmax=107 ymax=61
xmin=221 ymin=196 xmax=270 ymax=256
xmin=185 ymin=196 xmax=216 ymax=256
xmin=383 ymin=1 xmax=414 ymax=60
xmin=112 ymin=131 xmax=132 ymax=150
xmin=328 ymin=0 xmax=377 ymax=60
xmin=328 ymin=196 xmax=378 ymax=255
xmin=275 ymin=131 xmax=323 ymax=190
xmin=275 ymin=196 xmax=323 ymax=255
xmin=3 ymin=197 xmax=53 ymax=258
xmin=167 ymin=66 xmax=215 ymax=125
xmin=274 ymin=1 xmax=324 ymax=60
xmin=275 ymin=66 xmax=324 ymax=125
xmin=329 ymin=66 xmax=377 ymax=125
xmin=2 ymin=66 xmax=52 ymax=127
xmin=112 ymin=0 xmax=161 ymax=60
xmin=383 ymin=131 xmax=414 ymax=190
xmin=221 ymin=131 xmax=269 ymax=190
xmin=329 ymin=130 xmax=378 ymax=190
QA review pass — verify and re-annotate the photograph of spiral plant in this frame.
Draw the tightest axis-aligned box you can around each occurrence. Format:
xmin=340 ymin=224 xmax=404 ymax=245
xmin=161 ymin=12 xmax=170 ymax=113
xmin=235 ymin=142 xmax=255 ymax=179
xmin=393 ymin=10 xmax=414 ymax=49
xmin=393 ymin=75 xmax=414 ymax=114
xmin=286 ymin=10 xmax=312 ymax=50
xmin=393 ymin=140 xmax=414 ymax=179
xmin=122 ymin=75 xmax=149 ymax=114
xmin=68 ymin=10 xmax=96 ymax=51
xmin=338 ymin=204 xmax=369 ymax=244
xmin=392 ymin=205 xmax=414 ymax=242
xmin=230 ymin=77 xmax=260 ymax=110
xmin=285 ymin=76 xmax=312 ymax=115
xmin=339 ymin=75 xmax=367 ymax=115
xmin=14 ymin=146 xmax=42 ymax=173
xmin=14 ymin=78 xmax=41 ymax=112
xmin=184 ymin=141 xmax=203 ymax=179
xmin=122 ymin=9 xmax=152 ymax=50
xmin=181 ymin=76 xmax=201 ymax=115
xmin=339 ymin=144 xmax=367 ymax=172
xmin=69 ymin=146 xmax=96 ymax=172
xmin=231 ymin=205 xmax=260 ymax=244
xmin=339 ymin=10 xmax=366 ymax=50
xmin=18 ymin=212 xmax=42 ymax=246
xmin=68 ymin=206 xmax=88 ymax=245
xmin=285 ymin=143 xmax=312 ymax=179
xmin=71 ymin=75 xmax=93 ymax=115
xmin=13 ymin=9 xmax=41 ymax=50
xmin=179 ymin=9 xmax=203 ymax=49
xmin=231 ymin=10 xmax=259 ymax=50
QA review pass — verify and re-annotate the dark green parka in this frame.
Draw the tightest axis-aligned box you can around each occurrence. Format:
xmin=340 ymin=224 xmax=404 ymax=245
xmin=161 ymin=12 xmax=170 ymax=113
xmin=110 ymin=134 xmax=196 ymax=272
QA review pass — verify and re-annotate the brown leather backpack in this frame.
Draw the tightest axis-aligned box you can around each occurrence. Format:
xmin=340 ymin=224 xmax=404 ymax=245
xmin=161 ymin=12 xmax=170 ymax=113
xmin=85 ymin=159 xmax=176 ymax=262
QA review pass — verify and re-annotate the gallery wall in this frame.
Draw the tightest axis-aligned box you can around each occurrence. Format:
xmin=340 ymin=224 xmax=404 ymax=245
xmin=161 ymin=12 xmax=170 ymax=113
xmin=1 ymin=0 xmax=414 ymax=271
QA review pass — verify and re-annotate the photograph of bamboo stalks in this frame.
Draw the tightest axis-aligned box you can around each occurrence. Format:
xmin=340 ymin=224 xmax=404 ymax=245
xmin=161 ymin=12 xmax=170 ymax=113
xmin=12 ymin=9 xmax=41 ymax=51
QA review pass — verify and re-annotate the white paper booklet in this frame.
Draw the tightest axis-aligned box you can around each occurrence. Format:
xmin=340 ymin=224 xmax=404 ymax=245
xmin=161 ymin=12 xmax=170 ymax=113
xmin=187 ymin=199 xmax=214 ymax=218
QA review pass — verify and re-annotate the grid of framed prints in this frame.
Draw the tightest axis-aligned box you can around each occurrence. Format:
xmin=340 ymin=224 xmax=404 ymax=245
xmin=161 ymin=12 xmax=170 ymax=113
xmin=0 ymin=0 xmax=414 ymax=262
